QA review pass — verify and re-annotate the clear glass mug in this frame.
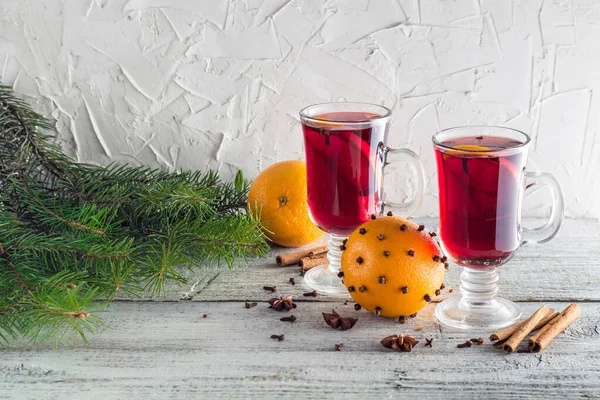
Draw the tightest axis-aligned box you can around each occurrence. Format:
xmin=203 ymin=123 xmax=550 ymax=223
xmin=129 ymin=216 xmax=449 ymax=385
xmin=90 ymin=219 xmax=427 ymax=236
xmin=299 ymin=102 xmax=426 ymax=296
xmin=433 ymin=126 xmax=565 ymax=329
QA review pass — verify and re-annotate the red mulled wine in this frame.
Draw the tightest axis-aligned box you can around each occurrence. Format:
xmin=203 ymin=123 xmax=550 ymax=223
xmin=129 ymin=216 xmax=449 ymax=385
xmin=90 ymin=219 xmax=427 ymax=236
xmin=302 ymin=112 xmax=386 ymax=235
xmin=434 ymin=136 xmax=527 ymax=266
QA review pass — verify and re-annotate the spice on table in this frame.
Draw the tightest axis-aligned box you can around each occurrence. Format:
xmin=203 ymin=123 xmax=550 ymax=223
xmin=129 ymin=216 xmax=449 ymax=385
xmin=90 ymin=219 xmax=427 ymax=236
xmin=457 ymin=341 xmax=472 ymax=348
xmin=322 ymin=309 xmax=358 ymax=331
xmin=381 ymin=334 xmax=419 ymax=352
xmin=268 ymin=296 xmax=297 ymax=311
xmin=490 ymin=310 xmax=557 ymax=342
xmin=335 ymin=343 xmax=344 ymax=351
xmin=424 ymin=338 xmax=434 ymax=347
xmin=245 ymin=302 xmax=257 ymax=309
xmin=528 ymin=303 xmax=581 ymax=353
xmin=280 ymin=315 xmax=297 ymax=323
xmin=202 ymin=314 xmax=208 ymax=318
xmin=503 ymin=305 xmax=552 ymax=353
xmin=270 ymin=334 xmax=285 ymax=341
xmin=299 ymin=254 xmax=328 ymax=270
xmin=448 ymin=288 xmax=453 ymax=293
xmin=470 ymin=337 xmax=484 ymax=345
xmin=303 ymin=290 xmax=318 ymax=297
xmin=289 ymin=277 xmax=296 ymax=285
xmin=354 ymin=304 xmax=361 ymax=311
xmin=415 ymin=326 xmax=423 ymax=331
xmin=276 ymin=245 xmax=328 ymax=266
xmin=398 ymin=316 xmax=407 ymax=324
xmin=263 ymin=285 xmax=277 ymax=293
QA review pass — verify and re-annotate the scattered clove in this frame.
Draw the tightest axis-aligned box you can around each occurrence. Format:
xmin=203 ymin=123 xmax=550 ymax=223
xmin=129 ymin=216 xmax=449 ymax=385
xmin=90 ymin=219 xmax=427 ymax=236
xmin=303 ymin=290 xmax=318 ymax=297
xmin=374 ymin=306 xmax=382 ymax=316
xmin=457 ymin=340 xmax=472 ymax=348
xmin=245 ymin=302 xmax=257 ymax=309
xmin=470 ymin=337 xmax=484 ymax=345
xmin=263 ymin=285 xmax=277 ymax=293
xmin=322 ymin=309 xmax=358 ymax=331
xmin=289 ymin=277 xmax=296 ymax=286
xmin=335 ymin=343 xmax=344 ymax=351
xmin=398 ymin=316 xmax=407 ymax=324
xmin=425 ymin=338 xmax=434 ymax=347
xmin=271 ymin=334 xmax=285 ymax=341
xmin=354 ymin=304 xmax=361 ymax=311
xmin=381 ymin=334 xmax=419 ymax=352
xmin=280 ymin=315 xmax=297 ymax=323
xmin=409 ymin=313 xmax=417 ymax=318
xmin=203 ymin=314 xmax=208 ymax=318
xmin=268 ymin=296 xmax=297 ymax=311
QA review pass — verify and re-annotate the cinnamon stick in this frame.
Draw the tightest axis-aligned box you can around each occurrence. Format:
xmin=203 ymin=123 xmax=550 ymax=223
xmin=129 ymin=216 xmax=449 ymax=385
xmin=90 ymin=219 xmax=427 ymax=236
xmin=490 ymin=309 xmax=556 ymax=342
xmin=503 ymin=305 xmax=551 ymax=353
xmin=276 ymin=245 xmax=328 ymax=266
xmin=528 ymin=303 xmax=581 ymax=353
xmin=299 ymin=254 xmax=328 ymax=270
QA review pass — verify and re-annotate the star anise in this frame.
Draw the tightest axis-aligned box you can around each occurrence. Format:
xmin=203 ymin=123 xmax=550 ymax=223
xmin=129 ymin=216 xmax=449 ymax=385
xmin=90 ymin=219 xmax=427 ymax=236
xmin=268 ymin=296 xmax=296 ymax=311
xmin=322 ymin=309 xmax=358 ymax=331
xmin=381 ymin=334 xmax=420 ymax=352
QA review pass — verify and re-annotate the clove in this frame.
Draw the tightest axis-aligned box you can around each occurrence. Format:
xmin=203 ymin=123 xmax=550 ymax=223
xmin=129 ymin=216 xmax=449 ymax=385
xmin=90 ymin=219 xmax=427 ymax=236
xmin=356 ymin=257 xmax=364 ymax=264
xmin=407 ymin=250 xmax=415 ymax=257
xmin=457 ymin=341 xmax=472 ymax=348
xmin=377 ymin=233 xmax=385 ymax=240
xmin=400 ymin=224 xmax=407 ymax=231
xmin=470 ymin=337 xmax=484 ymax=345
xmin=378 ymin=276 xmax=387 ymax=284
xmin=424 ymin=294 xmax=431 ymax=302
xmin=386 ymin=211 xmax=393 ymax=216
xmin=433 ymin=255 xmax=441 ymax=262
xmin=435 ymin=289 xmax=441 ymax=296
xmin=335 ymin=343 xmax=344 ymax=351
xmin=289 ymin=277 xmax=296 ymax=286
xmin=280 ymin=315 xmax=297 ymax=323
xmin=418 ymin=225 xmax=425 ymax=231
xmin=359 ymin=286 xmax=367 ymax=293
xmin=337 ymin=271 xmax=344 ymax=278
xmin=383 ymin=250 xmax=390 ymax=257
xmin=370 ymin=214 xmax=377 ymax=220
xmin=398 ymin=316 xmax=407 ymax=324
xmin=263 ymin=285 xmax=277 ymax=293
xmin=400 ymin=286 xmax=409 ymax=294
xmin=245 ymin=302 xmax=258 ymax=309
xmin=359 ymin=228 xmax=367 ymax=234
xmin=374 ymin=306 xmax=382 ymax=316
xmin=270 ymin=334 xmax=285 ymax=342
xmin=354 ymin=304 xmax=361 ymax=311
xmin=425 ymin=338 xmax=434 ymax=347
xmin=303 ymin=290 xmax=318 ymax=297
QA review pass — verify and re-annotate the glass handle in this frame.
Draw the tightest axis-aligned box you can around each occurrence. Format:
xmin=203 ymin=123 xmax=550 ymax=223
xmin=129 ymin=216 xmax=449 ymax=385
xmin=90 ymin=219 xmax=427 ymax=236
xmin=381 ymin=147 xmax=426 ymax=217
xmin=522 ymin=171 xmax=565 ymax=244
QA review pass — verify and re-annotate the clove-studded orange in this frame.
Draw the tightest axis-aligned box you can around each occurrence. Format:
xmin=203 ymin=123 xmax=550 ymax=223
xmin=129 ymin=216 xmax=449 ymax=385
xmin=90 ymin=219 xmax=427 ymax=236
xmin=340 ymin=216 xmax=445 ymax=318
xmin=248 ymin=160 xmax=323 ymax=247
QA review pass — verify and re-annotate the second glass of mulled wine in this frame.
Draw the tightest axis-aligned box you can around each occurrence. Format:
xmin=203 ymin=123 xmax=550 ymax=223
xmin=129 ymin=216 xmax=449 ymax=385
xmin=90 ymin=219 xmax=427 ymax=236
xmin=300 ymin=103 xmax=426 ymax=296
xmin=433 ymin=126 xmax=565 ymax=330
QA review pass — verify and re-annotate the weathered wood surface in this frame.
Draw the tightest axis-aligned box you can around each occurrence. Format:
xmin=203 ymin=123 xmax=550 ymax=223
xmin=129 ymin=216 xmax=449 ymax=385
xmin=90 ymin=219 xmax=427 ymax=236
xmin=1 ymin=218 xmax=599 ymax=399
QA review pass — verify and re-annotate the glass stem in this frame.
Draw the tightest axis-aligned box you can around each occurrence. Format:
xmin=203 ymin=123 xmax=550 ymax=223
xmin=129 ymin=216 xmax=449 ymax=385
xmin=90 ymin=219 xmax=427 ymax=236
xmin=459 ymin=267 xmax=499 ymax=306
xmin=327 ymin=233 xmax=347 ymax=274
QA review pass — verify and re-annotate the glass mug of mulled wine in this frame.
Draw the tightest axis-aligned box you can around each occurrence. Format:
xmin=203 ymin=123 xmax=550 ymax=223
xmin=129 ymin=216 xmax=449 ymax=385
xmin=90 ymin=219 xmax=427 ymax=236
xmin=433 ymin=126 xmax=565 ymax=330
xmin=299 ymin=102 xmax=426 ymax=296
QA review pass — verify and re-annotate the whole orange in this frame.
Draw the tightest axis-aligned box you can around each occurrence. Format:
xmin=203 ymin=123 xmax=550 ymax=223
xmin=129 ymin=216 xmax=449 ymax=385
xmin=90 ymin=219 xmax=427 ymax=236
xmin=248 ymin=160 xmax=323 ymax=248
xmin=340 ymin=216 xmax=445 ymax=318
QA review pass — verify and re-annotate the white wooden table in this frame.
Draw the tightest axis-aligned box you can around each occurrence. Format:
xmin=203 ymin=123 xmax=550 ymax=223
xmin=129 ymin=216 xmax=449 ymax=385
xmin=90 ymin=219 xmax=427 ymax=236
xmin=1 ymin=219 xmax=599 ymax=399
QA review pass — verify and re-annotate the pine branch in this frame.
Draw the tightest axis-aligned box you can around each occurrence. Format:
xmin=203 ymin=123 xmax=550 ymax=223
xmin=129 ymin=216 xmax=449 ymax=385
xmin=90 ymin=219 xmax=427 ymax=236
xmin=0 ymin=85 xmax=269 ymax=347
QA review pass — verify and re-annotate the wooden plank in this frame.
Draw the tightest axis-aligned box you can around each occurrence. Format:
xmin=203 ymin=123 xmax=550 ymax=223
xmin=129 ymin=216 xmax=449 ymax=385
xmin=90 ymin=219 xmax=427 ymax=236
xmin=192 ymin=218 xmax=600 ymax=302
xmin=0 ymin=301 xmax=598 ymax=399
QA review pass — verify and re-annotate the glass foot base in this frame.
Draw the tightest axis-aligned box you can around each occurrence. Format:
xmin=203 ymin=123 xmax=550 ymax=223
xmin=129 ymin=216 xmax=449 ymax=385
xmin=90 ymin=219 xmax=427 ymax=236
xmin=435 ymin=296 xmax=521 ymax=330
xmin=303 ymin=264 xmax=350 ymax=297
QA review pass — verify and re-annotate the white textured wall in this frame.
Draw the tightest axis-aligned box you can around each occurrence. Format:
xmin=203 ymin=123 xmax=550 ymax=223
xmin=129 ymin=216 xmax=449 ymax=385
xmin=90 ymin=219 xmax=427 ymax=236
xmin=0 ymin=0 xmax=598 ymax=218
